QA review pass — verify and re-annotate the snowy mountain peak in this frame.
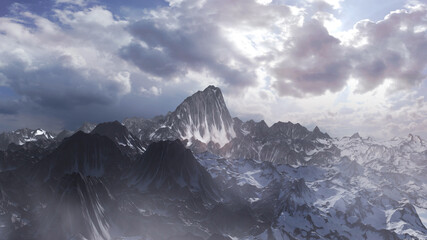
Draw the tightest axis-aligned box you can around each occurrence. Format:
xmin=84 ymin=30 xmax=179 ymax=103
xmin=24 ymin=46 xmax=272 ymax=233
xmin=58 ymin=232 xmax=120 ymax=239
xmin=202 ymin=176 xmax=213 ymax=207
xmin=165 ymin=85 xmax=235 ymax=147
xmin=0 ymin=128 xmax=55 ymax=150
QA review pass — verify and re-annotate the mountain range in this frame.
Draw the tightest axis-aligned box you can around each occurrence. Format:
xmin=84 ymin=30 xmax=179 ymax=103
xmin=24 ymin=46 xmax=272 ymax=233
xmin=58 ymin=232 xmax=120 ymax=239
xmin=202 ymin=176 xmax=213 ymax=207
xmin=0 ymin=85 xmax=425 ymax=239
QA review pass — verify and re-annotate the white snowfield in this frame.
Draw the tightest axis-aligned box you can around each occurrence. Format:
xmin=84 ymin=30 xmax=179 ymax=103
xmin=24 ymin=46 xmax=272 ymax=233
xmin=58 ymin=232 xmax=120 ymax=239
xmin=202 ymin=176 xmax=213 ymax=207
xmin=8 ymin=128 xmax=55 ymax=146
xmin=179 ymin=113 xmax=236 ymax=147
xmin=197 ymin=133 xmax=427 ymax=240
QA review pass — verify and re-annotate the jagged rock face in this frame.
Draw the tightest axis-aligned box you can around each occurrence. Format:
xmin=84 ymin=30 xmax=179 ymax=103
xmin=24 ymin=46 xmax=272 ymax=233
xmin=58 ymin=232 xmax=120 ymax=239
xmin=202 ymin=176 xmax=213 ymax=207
xmin=165 ymin=86 xmax=235 ymax=147
xmin=0 ymin=140 xmax=56 ymax=171
xmin=267 ymin=121 xmax=311 ymax=140
xmin=128 ymin=140 xmax=219 ymax=199
xmin=0 ymin=128 xmax=55 ymax=150
xmin=122 ymin=117 xmax=162 ymax=143
xmin=91 ymin=121 xmax=145 ymax=160
xmin=335 ymin=133 xmax=427 ymax=177
xmin=220 ymin=119 xmax=338 ymax=165
xmin=149 ymin=126 xmax=181 ymax=142
xmin=34 ymin=131 xmax=130 ymax=181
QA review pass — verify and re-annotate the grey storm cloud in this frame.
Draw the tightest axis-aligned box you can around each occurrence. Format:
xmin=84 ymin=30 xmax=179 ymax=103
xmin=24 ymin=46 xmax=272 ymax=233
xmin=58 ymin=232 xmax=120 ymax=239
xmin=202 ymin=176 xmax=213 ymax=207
xmin=0 ymin=60 xmax=125 ymax=110
xmin=120 ymin=42 xmax=186 ymax=78
xmin=0 ymin=101 xmax=19 ymax=115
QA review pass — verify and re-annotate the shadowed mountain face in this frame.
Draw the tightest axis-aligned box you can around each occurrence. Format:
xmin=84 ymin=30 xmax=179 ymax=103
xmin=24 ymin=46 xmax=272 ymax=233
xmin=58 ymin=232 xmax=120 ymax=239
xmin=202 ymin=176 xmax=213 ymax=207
xmin=33 ymin=131 xmax=130 ymax=181
xmin=91 ymin=121 xmax=145 ymax=160
xmin=127 ymin=140 xmax=220 ymax=200
xmin=0 ymin=86 xmax=426 ymax=240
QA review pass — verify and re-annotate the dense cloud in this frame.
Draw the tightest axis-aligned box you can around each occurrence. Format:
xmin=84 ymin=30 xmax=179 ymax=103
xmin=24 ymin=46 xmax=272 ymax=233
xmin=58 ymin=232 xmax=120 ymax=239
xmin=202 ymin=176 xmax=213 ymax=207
xmin=350 ymin=6 xmax=427 ymax=92
xmin=271 ymin=3 xmax=427 ymax=97
xmin=0 ymin=0 xmax=426 ymax=138
xmin=0 ymin=6 xmax=132 ymax=111
xmin=271 ymin=19 xmax=351 ymax=97
xmin=120 ymin=3 xmax=258 ymax=88
xmin=1 ymin=60 xmax=127 ymax=109
xmin=118 ymin=0 xmax=427 ymax=97
xmin=0 ymin=101 xmax=19 ymax=115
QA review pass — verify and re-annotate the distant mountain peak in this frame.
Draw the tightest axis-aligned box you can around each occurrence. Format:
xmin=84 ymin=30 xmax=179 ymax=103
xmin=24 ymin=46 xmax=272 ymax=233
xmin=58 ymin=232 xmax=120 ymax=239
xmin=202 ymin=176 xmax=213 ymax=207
xmin=313 ymin=126 xmax=320 ymax=133
xmin=310 ymin=125 xmax=330 ymax=139
xmin=0 ymin=127 xmax=55 ymax=150
xmin=350 ymin=132 xmax=361 ymax=139
xmin=406 ymin=133 xmax=422 ymax=142
xmin=77 ymin=122 xmax=97 ymax=133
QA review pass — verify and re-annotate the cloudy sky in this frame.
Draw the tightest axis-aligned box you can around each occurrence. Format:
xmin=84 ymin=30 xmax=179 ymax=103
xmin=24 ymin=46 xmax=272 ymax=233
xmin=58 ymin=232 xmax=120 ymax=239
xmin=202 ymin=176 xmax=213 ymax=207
xmin=0 ymin=0 xmax=426 ymax=139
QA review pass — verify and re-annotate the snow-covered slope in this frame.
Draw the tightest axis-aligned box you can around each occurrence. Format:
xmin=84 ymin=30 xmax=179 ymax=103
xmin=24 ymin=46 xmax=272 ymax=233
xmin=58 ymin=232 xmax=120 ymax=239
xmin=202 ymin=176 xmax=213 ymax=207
xmin=127 ymin=140 xmax=220 ymax=200
xmin=198 ymin=144 xmax=427 ymax=240
xmin=0 ymin=128 xmax=55 ymax=150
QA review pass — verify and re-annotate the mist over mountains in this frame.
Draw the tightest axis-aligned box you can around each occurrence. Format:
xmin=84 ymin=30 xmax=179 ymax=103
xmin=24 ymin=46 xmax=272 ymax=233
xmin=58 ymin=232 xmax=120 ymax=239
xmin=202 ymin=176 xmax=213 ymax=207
xmin=0 ymin=86 xmax=425 ymax=239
